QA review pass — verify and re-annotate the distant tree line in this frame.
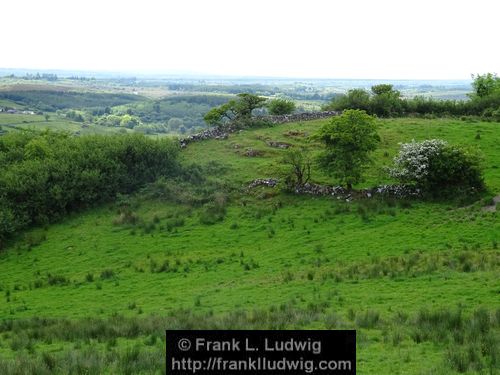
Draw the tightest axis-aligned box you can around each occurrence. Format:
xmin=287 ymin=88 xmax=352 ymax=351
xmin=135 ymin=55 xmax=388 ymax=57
xmin=323 ymin=74 xmax=500 ymax=120
xmin=0 ymin=132 xmax=180 ymax=248
xmin=5 ymin=73 xmax=59 ymax=81
xmin=0 ymin=91 xmax=144 ymax=112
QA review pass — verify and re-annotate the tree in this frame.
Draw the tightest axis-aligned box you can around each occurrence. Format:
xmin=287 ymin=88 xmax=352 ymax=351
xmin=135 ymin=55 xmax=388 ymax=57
xmin=203 ymin=101 xmax=236 ymax=127
xmin=371 ymin=84 xmax=395 ymax=96
xmin=280 ymin=148 xmax=311 ymax=189
xmin=370 ymin=84 xmax=402 ymax=117
xmin=317 ymin=109 xmax=379 ymax=190
xmin=324 ymin=89 xmax=370 ymax=112
xmin=471 ymin=73 xmax=500 ymax=98
xmin=234 ymin=93 xmax=267 ymax=118
xmin=203 ymin=93 xmax=266 ymax=127
xmin=120 ymin=114 xmax=140 ymax=129
xmin=267 ymin=98 xmax=296 ymax=115
xmin=44 ymin=114 xmax=50 ymax=122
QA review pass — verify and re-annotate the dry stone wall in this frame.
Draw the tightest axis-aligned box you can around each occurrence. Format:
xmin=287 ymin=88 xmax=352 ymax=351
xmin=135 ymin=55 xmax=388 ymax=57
xmin=179 ymin=111 xmax=340 ymax=147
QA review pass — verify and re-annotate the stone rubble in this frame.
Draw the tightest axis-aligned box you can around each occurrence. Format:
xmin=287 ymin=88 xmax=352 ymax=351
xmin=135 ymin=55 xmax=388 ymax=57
xmin=244 ymin=148 xmax=263 ymax=157
xmin=247 ymin=179 xmax=421 ymax=199
xmin=265 ymin=111 xmax=340 ymax=124
xmin=179 ymin=125 xmax=234 ymax=148
xmin=266 ymin=141 xmax=292 ymax=149
xmin=247 ymin=178 xmax=280 ymax=189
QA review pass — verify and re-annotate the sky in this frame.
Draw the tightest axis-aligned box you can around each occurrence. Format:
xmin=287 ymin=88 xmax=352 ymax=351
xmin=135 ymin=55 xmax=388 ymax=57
xmin=1 ymin=0 xmax=499 ymax=79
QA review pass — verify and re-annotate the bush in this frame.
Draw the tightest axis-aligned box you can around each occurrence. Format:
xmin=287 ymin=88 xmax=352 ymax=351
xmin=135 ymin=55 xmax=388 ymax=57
xmin=0 ymin=132 xmax=180 ymax=247
xmin=389 ymin=139 xmax=484 ymax=195
xmin=199 ymin=195 xmax=227 ymax=225
xmin=267 ymin=99 xmax=296 ymax=115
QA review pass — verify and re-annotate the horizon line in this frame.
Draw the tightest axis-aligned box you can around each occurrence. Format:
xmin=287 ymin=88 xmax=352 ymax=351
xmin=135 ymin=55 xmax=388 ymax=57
xmin=0 ymin=67 xmax=475 ymax=82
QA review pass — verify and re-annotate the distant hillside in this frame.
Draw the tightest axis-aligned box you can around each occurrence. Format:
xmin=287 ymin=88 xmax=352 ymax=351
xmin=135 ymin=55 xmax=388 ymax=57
xmin=0 ymin=88 xmax=145 ymax=112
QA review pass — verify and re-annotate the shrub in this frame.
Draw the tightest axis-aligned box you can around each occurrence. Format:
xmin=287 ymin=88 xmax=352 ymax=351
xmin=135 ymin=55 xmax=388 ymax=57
xmin=100 ymin=269 xmax=115 ymax=280
xmin=267 ymin=99 xmax=296 ymax=115
xmin=389 ymin=139 xmax=484 ymax=195
xmin=199 ymin=193 xmax=227 ymax=225
xmin=356 ymin=310 xmax=381 ymax=328
xmin=46 ymin=274 xmax=69 ymax=286
xmin=0 ymin=132 xmax=181 ymax=247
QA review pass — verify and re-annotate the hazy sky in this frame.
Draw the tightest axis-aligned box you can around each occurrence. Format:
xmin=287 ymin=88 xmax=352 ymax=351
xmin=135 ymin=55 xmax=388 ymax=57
xmin=1 ymin=0 xmax=499 ymax=79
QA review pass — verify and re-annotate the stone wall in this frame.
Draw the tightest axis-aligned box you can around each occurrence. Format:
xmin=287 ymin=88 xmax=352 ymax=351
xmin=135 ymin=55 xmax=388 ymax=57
xmin=264 ymin=111 xmax=340 ymax=124
xmin=179 ymin=111 xmax=340 ymax=147
xmin=248 ymin=179 xmax=421 ymax=200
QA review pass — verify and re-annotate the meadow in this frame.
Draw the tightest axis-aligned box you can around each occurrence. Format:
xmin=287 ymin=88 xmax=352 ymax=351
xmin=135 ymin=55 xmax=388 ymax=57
xmin=0 ymin=116 xmax=498 ymax=374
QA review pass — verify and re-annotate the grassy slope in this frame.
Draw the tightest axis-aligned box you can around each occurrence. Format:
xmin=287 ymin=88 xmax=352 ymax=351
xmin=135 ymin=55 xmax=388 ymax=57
xmin=0 ymin=117 xmax=498 ymax=374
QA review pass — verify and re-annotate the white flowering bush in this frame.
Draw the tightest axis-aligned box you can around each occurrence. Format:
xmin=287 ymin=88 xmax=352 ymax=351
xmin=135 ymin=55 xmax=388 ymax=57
xmin=389 ymin=139 xmax=448 ymax=182
xmin=389 ymin=139 xmax=484 ymax=195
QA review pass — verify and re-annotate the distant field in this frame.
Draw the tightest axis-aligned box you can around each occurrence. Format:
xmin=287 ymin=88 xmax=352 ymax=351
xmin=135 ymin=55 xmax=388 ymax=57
xmin=0 ymin=113 xmax=136 ymax=135
xmin=0 ymin=117 xmax=498 ymax=374
xmin=0 ymin=99 xmax=25 ymax=109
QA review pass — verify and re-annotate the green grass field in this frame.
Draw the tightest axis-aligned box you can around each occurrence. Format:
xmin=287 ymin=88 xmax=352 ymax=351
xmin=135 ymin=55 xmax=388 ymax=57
xmin=0 ymin=117 xmax=498 ymax=374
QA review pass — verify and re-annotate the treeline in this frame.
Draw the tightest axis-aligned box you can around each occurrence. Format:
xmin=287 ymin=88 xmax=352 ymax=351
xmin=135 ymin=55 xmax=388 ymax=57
xmin=0 ymin=132 xmax=180 ymax=247
xmin=108 ymin=95 xmax=236 ymax=133
xmin=0 ymin=90 xmax=144 ymax=112
xmin=4 ymin=73 xmax=59 ymax=81
xmin=324 ymin=74 xmax=500 ymax=119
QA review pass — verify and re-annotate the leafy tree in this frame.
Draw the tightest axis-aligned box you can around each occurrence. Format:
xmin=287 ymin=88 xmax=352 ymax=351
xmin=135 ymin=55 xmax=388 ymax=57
xmin=471 ymin=73 xmax=500 ymax=98
xmin=203 ymin=101 xmax=237 ymax=127
xmin=44 ymin=114 xmax=50 ymax=122
xmin=370 ymin=84 xmax=402 ymax=117
xmin=371 ymin=84 xmax=395 ymax=96
xmin=233 ymin=93 xmax=267 ymax=118
xmin=267 ymin=98 xmax=296 ymax=115
xmin=203 ymin=93 xmax=266 ymax=127
xmin=317 ymin=109 xmax=379 ymax=190
xmin=120 ymin=115 xmax=140 ymax=129
xmin=324 ymin=89 xmax=370 ymax=112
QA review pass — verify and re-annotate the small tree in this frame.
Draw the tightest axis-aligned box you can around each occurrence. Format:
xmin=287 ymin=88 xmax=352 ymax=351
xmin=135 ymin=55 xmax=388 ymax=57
xmin=370 ymin=84 xmax=402 ymax=117
xmin=203 ymin=101 xmax=236 ymax=127
xmin=44 ymin=114 xmax=50 ymax=122
xmin=120 ymin=114 xmax=140 ymax=129
xmin=267 ymin=98 xmax=296 ymax=115
xmin=324 ymin=89 xmax=371 ymax=112
xmin=317 ymin=109 xmax=379 ymax=190
xmin=280 ymin=148 xmax=311 ymax=189
xmin=203 ymin=93 xmax=266 ymax=127
xmin=371 ymin=84 xmax=395 ymax=96
xmin=471 ymin=73 xmax=500 ymax=98
xmin=234 ymin=93 xmax=267 ymax=118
